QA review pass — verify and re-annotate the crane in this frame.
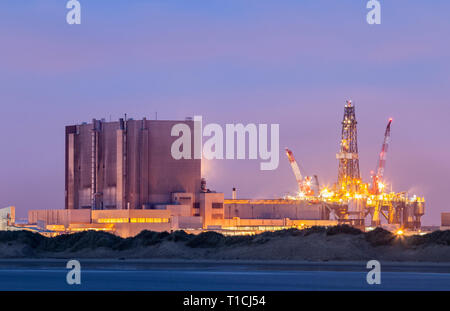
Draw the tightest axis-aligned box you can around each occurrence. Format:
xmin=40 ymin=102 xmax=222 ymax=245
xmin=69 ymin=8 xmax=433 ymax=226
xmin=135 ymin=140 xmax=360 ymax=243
xmin=285 ymin=148 xmax=313 ymax=195
xmin=285 ymin=148 xmax=303 ymax=194
xmin=371 ymin=118 xmax=393 ymax=194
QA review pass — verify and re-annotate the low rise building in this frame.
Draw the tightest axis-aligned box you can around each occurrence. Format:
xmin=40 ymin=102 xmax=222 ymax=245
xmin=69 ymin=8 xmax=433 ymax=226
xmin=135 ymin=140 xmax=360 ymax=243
xmin=0 ymin=206 xmax=15 ymax=231
xmin=441 ymin=212 xmax=450 ymax=231
xmin=23 ymin=190 xmax=337 ymax=237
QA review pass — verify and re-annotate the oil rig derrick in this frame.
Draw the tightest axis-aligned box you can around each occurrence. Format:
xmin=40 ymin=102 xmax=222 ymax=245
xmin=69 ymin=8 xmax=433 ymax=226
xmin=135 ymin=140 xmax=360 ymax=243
xmin=336 ymin=100 xmax=361 ymax=194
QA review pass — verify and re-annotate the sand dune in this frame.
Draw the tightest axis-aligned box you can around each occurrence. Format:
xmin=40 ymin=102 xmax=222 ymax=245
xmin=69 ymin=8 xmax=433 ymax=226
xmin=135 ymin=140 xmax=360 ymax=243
xmin=0 ymin=226 xmax=449 ymax=262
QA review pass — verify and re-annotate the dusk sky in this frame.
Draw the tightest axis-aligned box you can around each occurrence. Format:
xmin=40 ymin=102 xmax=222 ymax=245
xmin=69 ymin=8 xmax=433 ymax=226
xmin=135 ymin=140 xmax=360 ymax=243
xmin=0 ymin=1 xmax=449 ymax=225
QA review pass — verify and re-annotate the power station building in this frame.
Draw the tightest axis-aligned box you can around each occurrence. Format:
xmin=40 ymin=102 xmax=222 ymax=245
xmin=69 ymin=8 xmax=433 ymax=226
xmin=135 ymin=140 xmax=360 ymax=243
xmin=21 ymin=117 xmax=335 ymax=237
xmin=65 ymin=118 xmax=201 ymax=210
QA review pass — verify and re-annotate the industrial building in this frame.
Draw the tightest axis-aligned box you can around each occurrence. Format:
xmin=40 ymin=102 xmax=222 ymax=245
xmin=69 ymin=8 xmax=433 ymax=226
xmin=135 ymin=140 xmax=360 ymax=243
xmin=18 ymin=117 xmax=334 ymax=238
xmin=442 ymin=213 xmax=450 ymax=231
xmin=65 ymin=117 xmax=201 ymax=210
xmin=0 ymin=206 xmax=15 ymax=231
xmin=7 ymin=101 xmax=426 ymax=237
xmin=27 ymin=194 xmax=337 ymax=237
xmin=0 ymin=206 xmax=54 ymax=235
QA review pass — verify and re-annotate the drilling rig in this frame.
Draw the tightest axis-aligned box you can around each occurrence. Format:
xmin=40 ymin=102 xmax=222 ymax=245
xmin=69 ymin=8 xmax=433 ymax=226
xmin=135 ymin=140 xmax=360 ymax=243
xmin=285 ymin=100 xmax=426 ymax=231
xmin=328 ymin=100 xmax=366 ymax=228
xmin=336 ymin=100 xmax=361 ymax=194
xmin=365 ymin=117 xmax=425 ymax=230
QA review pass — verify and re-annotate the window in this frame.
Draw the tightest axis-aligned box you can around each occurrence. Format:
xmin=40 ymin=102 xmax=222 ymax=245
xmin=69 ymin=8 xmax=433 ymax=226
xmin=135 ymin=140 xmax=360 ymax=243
xmin=212 ymin=203 xmax=223 ymax=209
xmin=130 ymin=218 xmax=169 ymax=223
xmin=98 ymin=218 xmax=128 ymax=223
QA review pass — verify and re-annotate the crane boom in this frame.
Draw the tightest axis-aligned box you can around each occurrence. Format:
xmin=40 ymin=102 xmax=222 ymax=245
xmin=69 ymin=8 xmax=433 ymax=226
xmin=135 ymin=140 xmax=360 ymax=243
xmin=372 ymin=118 xmax=392 ymax=194
xmin=285 ymin=148 xmax=303 ymax=193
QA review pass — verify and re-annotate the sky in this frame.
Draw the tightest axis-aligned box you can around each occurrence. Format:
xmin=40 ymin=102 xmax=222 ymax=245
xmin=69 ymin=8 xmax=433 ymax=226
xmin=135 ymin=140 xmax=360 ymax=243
xmin=0 ymin=0 xmax=449 ymax=225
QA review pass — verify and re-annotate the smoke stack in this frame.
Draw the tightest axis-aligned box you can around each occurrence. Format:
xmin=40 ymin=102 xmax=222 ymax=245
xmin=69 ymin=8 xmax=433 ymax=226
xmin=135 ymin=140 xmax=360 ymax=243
xmin=200 ymin=178 xmax=207 ymax=193
xmin=232 ymin=187 xmax=237 ymax=200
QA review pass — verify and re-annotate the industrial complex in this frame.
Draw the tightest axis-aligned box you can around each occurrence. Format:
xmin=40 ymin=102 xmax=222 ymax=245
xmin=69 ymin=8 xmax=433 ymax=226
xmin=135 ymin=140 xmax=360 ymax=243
xmin=1 ymin=101 xmax=431 ymax=237
xmin=283 ymin=101 xmax=426 ymax=232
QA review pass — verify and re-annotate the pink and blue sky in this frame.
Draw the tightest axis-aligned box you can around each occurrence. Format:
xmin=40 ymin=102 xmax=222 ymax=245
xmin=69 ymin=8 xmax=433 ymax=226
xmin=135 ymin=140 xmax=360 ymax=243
xmin=0 ymin=1 xmax=449 ymax=225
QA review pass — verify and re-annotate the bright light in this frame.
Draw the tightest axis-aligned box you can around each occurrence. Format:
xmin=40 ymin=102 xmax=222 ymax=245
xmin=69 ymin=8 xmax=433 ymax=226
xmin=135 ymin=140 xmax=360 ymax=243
xmin=378 ymin=182 xmax=385 ymax=190
xmin=320 ymin=188 xmax=334 ymax=199
xmin=396 ymin=229 xmax=404 ymax=236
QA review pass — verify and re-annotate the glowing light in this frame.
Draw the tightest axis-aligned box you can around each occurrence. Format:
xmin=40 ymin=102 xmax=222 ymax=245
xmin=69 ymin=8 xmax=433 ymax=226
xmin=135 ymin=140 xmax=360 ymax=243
xmin=395 ymin=229 xmax=404 ymax=236
xmin=320 ymin=188 xmax=334 ymax=199
xmin=98 ymin=218 xmax=128 ymax=223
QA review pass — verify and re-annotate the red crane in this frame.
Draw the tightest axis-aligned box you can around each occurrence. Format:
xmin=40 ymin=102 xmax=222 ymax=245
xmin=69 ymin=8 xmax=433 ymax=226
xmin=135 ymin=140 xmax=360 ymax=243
xmin=285 ymin=148 xmax=304 ymax=194
xmin=371 ymin=118 xmax=393 ymax=194
xmin=285 ymin=148 xmax=314 ymax=195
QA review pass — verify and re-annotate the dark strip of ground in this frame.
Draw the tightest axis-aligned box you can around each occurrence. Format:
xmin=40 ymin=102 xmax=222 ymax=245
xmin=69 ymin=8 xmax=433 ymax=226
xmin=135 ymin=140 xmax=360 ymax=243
xmin=0 ymin=225 xmax=449 ymax=262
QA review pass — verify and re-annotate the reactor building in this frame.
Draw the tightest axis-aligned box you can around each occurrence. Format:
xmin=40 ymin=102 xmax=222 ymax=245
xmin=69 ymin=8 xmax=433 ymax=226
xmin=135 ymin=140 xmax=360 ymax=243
xmin=65 ymin=117 xmax=201 ymax=210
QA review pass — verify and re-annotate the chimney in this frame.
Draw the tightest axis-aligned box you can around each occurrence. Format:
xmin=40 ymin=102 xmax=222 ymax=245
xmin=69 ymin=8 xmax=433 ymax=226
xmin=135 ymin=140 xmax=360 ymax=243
xmin=200 ymin=178 xmax=207 ymax=193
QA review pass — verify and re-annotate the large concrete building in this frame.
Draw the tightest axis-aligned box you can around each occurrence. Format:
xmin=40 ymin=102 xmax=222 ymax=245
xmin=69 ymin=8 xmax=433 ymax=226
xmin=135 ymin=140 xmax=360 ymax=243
xmin=17 ymin=117 xmax=337 ymax=238
xmin=65 ymin=118 xmax=201 ymax=210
